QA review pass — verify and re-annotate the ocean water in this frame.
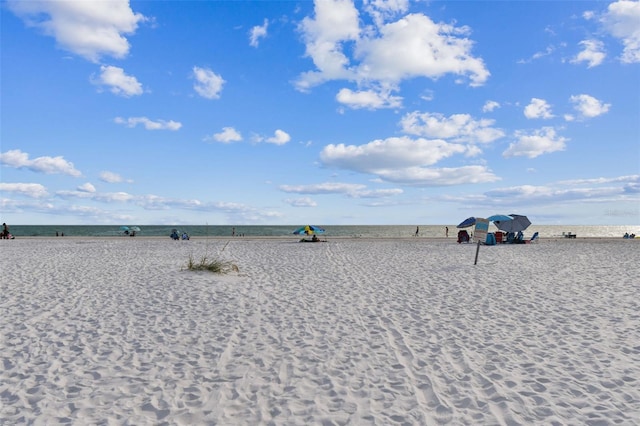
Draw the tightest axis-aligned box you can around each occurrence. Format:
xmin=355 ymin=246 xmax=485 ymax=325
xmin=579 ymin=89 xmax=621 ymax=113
xmin=5 ymin=224 xmax=638 ymax=238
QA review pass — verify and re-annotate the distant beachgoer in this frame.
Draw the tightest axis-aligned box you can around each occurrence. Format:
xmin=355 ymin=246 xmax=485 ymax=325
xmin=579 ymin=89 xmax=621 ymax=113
xmin=232 ymin=227 xmax=236 ymax=237
xmin=2 ymin=223 xmax=9 ymax=239
xmin=415 ymin=226 xmax=419 ymax=237
xmin=56 ymin=231 xmax=59 ymax=237
xmin=445 ymin=226 xmax=449 ymax=238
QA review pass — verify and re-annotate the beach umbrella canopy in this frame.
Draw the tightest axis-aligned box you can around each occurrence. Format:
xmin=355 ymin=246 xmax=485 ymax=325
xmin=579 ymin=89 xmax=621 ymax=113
xmin=293 ymin=225 xmax=325 ymax=235
xmin=119 ymin=226 xmax=130 ymax=231
xmin=487 ymin=214 xmax=512 ymax=222
xmin=457 ymin=217 xmax=476 ymax=228
xmin=130 ymin=226 xmax=141 ymax=232
xmin=494 ymin=214 xmax=532 ymax=233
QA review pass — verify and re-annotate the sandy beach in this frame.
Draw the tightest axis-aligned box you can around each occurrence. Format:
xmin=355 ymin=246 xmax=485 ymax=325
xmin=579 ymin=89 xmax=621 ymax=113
xmin=1 ymin=237 xmax=639 ymax=425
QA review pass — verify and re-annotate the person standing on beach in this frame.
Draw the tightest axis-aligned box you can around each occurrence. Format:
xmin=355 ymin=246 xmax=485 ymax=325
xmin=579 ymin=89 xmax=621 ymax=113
xmin=415 ymin=226 xmax=419 ymax=237
xmin=445 ymin=226 xmax=449 ymax=237
xmin=2 ymin=222 xmax=9 ymax=239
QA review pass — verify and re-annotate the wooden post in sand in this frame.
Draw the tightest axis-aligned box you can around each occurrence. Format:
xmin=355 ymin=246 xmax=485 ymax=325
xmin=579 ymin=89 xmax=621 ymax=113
xmin=474 ymin=240 xmax=481 ymax=265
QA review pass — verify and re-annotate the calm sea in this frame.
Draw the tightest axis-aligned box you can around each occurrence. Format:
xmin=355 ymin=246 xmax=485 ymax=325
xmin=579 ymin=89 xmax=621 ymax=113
xmin=5 ymin=224 xmax=638 ymax=238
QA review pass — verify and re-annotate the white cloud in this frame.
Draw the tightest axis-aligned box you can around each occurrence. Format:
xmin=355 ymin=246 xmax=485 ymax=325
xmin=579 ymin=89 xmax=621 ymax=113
xmin=296 ymin=1 xmax=489 ymax=104
xmin=524 ymin=98 xmax=554 ymax=119
xmin=296 ymin=0 xmax=360 ymax=91
xmin=371 ymin=165 xmax=499 ymax=186
xmin=483 ymin=174 xmax=640 ymax=206
xmin=517 ymin=45 xmax=556 ymax=64
xmin=0 ymin=149 xmax=81 ymax=177
xmin=570 ymin=94 xmax=611 ymax=118
xmin=192 ymin=66 xmax=225 ymax=99
xmin=280 ymin=182 xmax=403 ymax=198
xmin=92 ymin=65 xmax=143 ymax=97
xmin=0 ymin=182 xmax=48 ymax=198
xmin=571 ymin=39 xmax=606 ymax=68
xmin=7 ymin=0 xmax=146 ymax=62
xmin=355 ymin=13 xmax=489 ymax=86
xmin=209 ymin=127 xmax=243 ymax=143
xmin=364 ymin=0 xmax=409 ymax=27
xmin=601 ymin=0 xmax=640 ymax=63
xmin=321 ymin=136 xmax=466 ymax=172
xmin=280 ymin=182 xmax=367 ymax=194
xmin=77 ymin=182 xmax=96 ymax=193
xmin=503 ymin=127 xmax=569 ymax=158
xmin=482 ymin=100 xmax=500 ymax=112
xmin=114 ymin=117 xmax=182 ymax=130
xmin=400 ymin=112 xmax=505 ymax=144
xmin=266 ymin=130 xmax=291 ymax=145
xmin=317 ymin=136 xmax=498 ymax=185
xmin=336 ymin=88 xmax=403 ymax=109
xmin=285 ymin=197 xmax=318 ymax=207
xmin=100 ymin=171 xmax=125 ymax=183
xmin=249 ymin=19 xmax=269 ymax=47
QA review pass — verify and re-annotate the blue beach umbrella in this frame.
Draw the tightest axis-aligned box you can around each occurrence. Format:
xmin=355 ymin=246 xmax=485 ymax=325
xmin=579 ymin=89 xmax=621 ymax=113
xmin=457 ymin=217 xmax=476 ymax=228
xmin=487 ymin=214 xmax=512 ymax=222
xmin=495 ymin=214 xmax=532 ymax=233
xmin=293 ymin=225 xmax=325 ymax=235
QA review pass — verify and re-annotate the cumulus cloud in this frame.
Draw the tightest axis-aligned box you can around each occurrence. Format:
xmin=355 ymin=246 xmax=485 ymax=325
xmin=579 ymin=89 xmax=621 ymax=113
xmin=295 ymin=1 xmax=489 ymax=108
xmin=569 ymin=94 xmax=611 ymax=118
xmin=0 ymin=149 xmax=81 ymax=177
xmin=524 ymin=98 xmax=554 ymax=119
xmin=355 ymin=14 xmax=489 ymax=86
xmin=249 ymin=19 xmax=268 ymax=47
xmin=571 ymin=39 xmax=606 ymax=68
xmin=317 ymin=136 xmax=498 ymax=185
xmin=92 ymin=65 xmax=143 ymax=97
xmin=400 ymin=112 xmax=505 ymax=144
xmin=601 ymin=0 xmax=640 ymax=63
xmin=266 ymin=130 xmax=291 ymax=145
xmin=192 ymin=66 xmax=225 ymax=99
xmin=0 ymin=182 xmax=48 ymax=198
xmin=482 ymin=100 xmax=500 ymax=112
xmin=321 ymin=136 xmax=466 ymax=172
xmin=114 ymin=117 xmax=182 ymax=130
xmin=207 ymin=127 xmax=243 ymax=143
xmin=336 ymin=88 xmax=402 ymax=109
xmin=296 ymin=0 xmax=360 ymax=91
xmin=503 ymin=127 xmax=569 ymax=158
xmin=7 ymin=0 xmax=146 ymax=62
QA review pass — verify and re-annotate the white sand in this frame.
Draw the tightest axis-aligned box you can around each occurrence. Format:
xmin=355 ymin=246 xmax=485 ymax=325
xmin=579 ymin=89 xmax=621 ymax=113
xmin=1 ymin=237 xmax=639 ymax=425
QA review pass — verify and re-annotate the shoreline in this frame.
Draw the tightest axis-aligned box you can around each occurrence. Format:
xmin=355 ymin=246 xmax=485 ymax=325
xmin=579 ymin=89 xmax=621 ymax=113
xmin=4 ymin=235 xmax=638 ymax=242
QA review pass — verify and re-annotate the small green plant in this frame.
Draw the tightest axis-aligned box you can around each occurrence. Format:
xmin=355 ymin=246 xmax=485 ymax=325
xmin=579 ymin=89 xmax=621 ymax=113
xmin=184 ymin=253 xmax=239 ymax=274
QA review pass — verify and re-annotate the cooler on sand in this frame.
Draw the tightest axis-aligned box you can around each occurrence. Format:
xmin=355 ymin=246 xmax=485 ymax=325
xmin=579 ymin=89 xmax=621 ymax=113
xmin=485 ymin=233 xmax=496 ymax=246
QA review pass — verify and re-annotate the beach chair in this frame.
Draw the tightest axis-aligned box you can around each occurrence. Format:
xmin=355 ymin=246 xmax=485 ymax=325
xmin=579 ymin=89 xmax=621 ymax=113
xmin=495 ymin=232 xmax=503 ymax=243
xmin=527 ymin=232 xmax=539 ymax=244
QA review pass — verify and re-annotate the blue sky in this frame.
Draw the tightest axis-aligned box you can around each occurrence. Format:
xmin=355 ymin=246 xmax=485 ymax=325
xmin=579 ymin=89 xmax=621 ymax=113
xmin=1 ymin=0 xmax=639 ymax=226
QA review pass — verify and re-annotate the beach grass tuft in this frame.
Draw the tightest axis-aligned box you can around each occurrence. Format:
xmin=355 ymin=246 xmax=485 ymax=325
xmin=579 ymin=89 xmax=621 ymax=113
xmin=184 ymin=253 xmax=239 ymax=274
